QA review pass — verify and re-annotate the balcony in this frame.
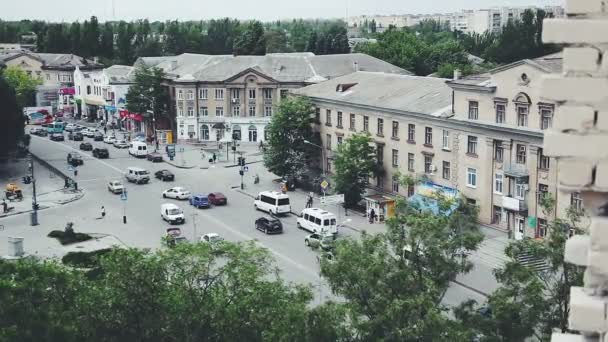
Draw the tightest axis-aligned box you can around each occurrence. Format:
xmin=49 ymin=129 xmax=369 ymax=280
xmin=502 ymin=195 xmax=528 ymax=213
xmin=503 ymin=163 xmax=529 ymax=180
xmin=263 ymin=98 xmax=273 ymax=104
xmin=248 ymin=98 xmax=256 ymax=105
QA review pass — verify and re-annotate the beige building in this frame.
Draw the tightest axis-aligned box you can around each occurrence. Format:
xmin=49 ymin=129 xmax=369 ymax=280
xmin=295 ymin=53 xmax=582 ymax=240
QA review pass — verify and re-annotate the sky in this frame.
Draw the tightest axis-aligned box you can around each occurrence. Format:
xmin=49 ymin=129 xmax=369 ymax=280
xmin=2 ymin=0 xmax=563 ymax=22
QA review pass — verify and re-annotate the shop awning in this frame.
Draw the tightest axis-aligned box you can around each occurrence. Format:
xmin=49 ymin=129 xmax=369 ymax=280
xmin=105 ymin=105 xmax=117 ymax=112
xmin=84 ymin=96 xmax=106 ymax=106
xmin=212 ymin=123 xmax=226 ymax=129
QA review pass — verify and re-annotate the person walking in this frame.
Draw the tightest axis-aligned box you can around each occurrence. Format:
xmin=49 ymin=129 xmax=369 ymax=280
xmin=212 ymin=153 xmax=217 ymax=163
xmin=306 ymin=192 xmax=314 ymax=208
xmin=101 ymin=206 xmax=106 ymax=219
xmin=103 ymin=126 xmax=107 ymax=135
xmin=369 ymin=208 xmax=375 ymax=224
xmin=2 ymin=200 xmax=8 ymax=213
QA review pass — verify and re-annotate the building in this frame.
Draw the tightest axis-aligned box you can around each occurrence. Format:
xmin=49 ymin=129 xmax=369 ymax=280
xmin=135 ymin=52 xmax=409 ymax=144
xmin=0 ymin=51 xmax=103 ymax=110
xmin=0 ymin=43 xmax=35 ymax=52
xmin=294 ymin=53 xmax=582 ymax=240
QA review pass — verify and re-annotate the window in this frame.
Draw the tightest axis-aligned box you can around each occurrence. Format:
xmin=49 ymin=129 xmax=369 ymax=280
xmin=231 ymin=89 xmax=240 ymax=99
xmin=494 ymin=141 xmax=504 ymax=162
xmin=407 ymin=184 xmax=415 ymax=197
xmin=377 ymin=118 xmax=384 ymax=136
xmin=516 ymin=144 xmax=527 ymax=164
xmin=538 ymin=184 xmax=549 ymax=203
xmin=376 ymin=145 xmax=384 ymax=163
xmin=540 ymin=107 xmax=553 ymax=130
xmin=200 ymin=107 xmax=208 ymax=116
xmin=263 ymin=88 xmax=272 ymax=99
xmin=264 ymin=106 xmax=273 ymax=117
xmin=337 ymin=112 xmax=343 ymax=128
xmin=178 ymin=90 xmax=183 ymax=99
xmin=424 ymin=155 xmax=433 ymax=174
xmin=442 ymin=130 xmax=450 ymax=150
xmin=442 ymin=161 xmax=451 ymax=180
xmin=493 ymin=206 xmax=502 ymax=224
xmin=325 ymin=110 xmax=332 ymax=126
xmin=363 ymin=116 xmax=369 ymax=132
xmin=571 ymin=192 xmax=583 ymax=213
xmin=178 ymin=108 xmax=184 ymax=117
xmin=515 ymin=180 xmax=526 ymax=199
xmin=517 ymin=105 xmax=528 ymax=127
xmin=495 ymin=173 xmax=504 ymax=194
xmin=350 ymin=114 xmax=356 ymax=130
xmin=216 ymin=107 xmax=224 ymax=117
xmin=187 ymin=90 xmax=194 ymax=100
xmin=199 ymin=88 xmax=208 ymax=99
xmin=467 ymin=168 xmax=477 ymax=188
xmin=249 ymin=106 xmax=256 ymax=117
xmin=392 ymin=121 xmax=399 ymax=139
xmin=326 ymin=134 xmax=332 ymax=150
xmin=539 ymin=148 xmax=550 ymax=170
xmin=232 ymin=106 xmax=240 ymax=117
xmin=215 ymin=89 xmax=224 ymax=100
xmin=537 ymin=218 xmax=548 ymax=238
xmin=249 ymin=89 xmax=256 ymax=99
xmin=408 ymin=124 xmax=415 ymax=143
xmin=467 ymin=136 xmax=478 ymax=155
xmin=392 ymin=176 xmax=400 ymax=193
xmin=280 ymin=89 xmax=288 ymax=98
xmin=337 ymin=136 xmax=343 ymax=145
xmin=392 ymin=149 xmax=399 ymax=167
xmin=46 ymin=73 xmax=50 ymax=81
xmin=87 ymin=86 xmax=91 ymax=95
xmin=326 ymin=158 xmax=331 ymax=173
xmin=496 ymin=103 xmax=506 ymax=123
xmin=187 ymin=107 xmax=194 ymax=117
xmin=188 ymin=124 xmax=195 ymax=135
xmin=468 ymin=101 xmax=479 ymax=120
xmin=424 ymin=127 xmax=432 ymax=146
xmin=26 ymin=71 xmax=32 ymax=77
xmin=408 ymin=153 xmax=415 ymax=171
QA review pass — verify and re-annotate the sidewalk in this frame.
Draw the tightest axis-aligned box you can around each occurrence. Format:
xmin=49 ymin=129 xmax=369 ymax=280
xmin=165 ymin=143 xmax=267 ymax=169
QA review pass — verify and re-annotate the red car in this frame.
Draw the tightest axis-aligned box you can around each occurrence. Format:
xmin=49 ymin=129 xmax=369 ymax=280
xmin=208 ymin=192 xmax=227 ymax=205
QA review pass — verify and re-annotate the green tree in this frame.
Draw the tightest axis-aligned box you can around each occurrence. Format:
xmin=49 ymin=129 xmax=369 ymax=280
xmin=68 ymin=22 xmax=82 ymax=56
xmin=264 ymin=29 xmax=290 ymax=53
xmin=263 ymin=97 xmax=317 ymax=179
xmin=206 ymin=18 xmax=241 ymax=54
xmin=164 ymin=20 xmax=186 ymax=55
xmin=99 ymin=22 xmax=114 ymax=61
xmin=125 ymin=65 xmax=170 ymax=131
xmin=0 ymin=74 xmax=24 ymax=158
xmin=333 ymin=133 xmax=376 ymax=208
xmin=233 ymin=20 xmax=266 ymax=55
xmin=2 ymin=66 xmax=41 ymax=109
xmin=116 ymin=21 xmax=135 ymax=65
xmin=81 ymin=16 xmax=100 ymax=58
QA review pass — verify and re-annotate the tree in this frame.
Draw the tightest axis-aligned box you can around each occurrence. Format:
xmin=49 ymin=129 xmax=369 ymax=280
xmin=116 ymin=21 xmax=135 ymax=65
xmin=263 ymin=97 xmax=317 ymax=179
xmin=125 ymin=65 xmax=171 ymax=131
xmin=2 ymin=66 xmax=41 ymax=109
xmin=99 ymin=22 xmax=114 ymax=61
xmin=265 ymin=29 xmax=290 ymax=53
xmin=0 ymin=73 xmax=24 ymax=158
xmin=233 ymin=20 xmax=266 ymax=55
xmin=68 ymin=22 xmax=82 ymax=56
xmin=206 ymin=18 xmax=241 ymax=54
xmin=333 ymin=133 xmax=376 ymax=208
xmin=164 ymin=20 xmax=186 ymax=55
xmin=81 ymin=16 xmax=100 ymax=58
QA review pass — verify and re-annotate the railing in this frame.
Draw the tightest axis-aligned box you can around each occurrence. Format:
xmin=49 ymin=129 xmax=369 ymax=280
xmin=502 ymin=195 xmax=528 ymax=212
xmin=502 ymin=162 xmax=530 ymax=179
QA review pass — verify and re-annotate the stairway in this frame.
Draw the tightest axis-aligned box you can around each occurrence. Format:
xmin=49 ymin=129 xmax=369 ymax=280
xmin=516 ymin=249 xmax=550 ymax=273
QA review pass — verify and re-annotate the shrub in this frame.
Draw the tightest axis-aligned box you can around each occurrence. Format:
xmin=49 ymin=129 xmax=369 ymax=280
xmin=62 ymin=249 xmax=112 ymax=268
xmin=47 ymin=230 xmax=92 ymax=245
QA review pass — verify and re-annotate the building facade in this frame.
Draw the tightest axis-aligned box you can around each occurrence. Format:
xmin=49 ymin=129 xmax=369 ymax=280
xmin=295 ymin=53 xmax=582 ymax=240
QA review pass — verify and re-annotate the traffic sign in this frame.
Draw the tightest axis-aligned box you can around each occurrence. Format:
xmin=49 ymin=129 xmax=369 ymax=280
xmin=320 ymin=180 xmax=329 ymax=190
xmin=320 ymin=194 xmax=344 ymax=205
xmin=120 ymin=190 xmax=127 ymax=201
xmin=67 ymin=165 xmax=74 ymax=172
xmin=243 ymin=166 xmax=249 ymax=172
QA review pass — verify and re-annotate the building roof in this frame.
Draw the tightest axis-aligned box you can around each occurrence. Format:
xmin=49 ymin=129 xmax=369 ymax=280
xmin=134 ymin=52 xmax=410 ymax=84
xmin=293 ymin=71 xmax=453 ymax=117
xmin=104 ymin=65 xmax=135 ymax=83
xmin=0 ymin=51 xmax=103 ymax=70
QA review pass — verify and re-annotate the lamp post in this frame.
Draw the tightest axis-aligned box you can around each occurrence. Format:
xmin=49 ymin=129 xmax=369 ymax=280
xmin=28 ymin=154 xmax=39 ymax=226
xmin=304 ymin=140 xmax=325 ymax=176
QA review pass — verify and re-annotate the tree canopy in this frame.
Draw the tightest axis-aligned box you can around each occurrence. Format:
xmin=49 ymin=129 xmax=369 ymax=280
xmin=0 ymin=73 xmax=24 ymax=158
xmin=333 ymin=133 xmax=377 ymax=208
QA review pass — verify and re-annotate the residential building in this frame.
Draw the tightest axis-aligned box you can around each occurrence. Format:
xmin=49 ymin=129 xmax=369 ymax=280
xmin=295 ymin=53 xmax=577 ymax=240
xmin=0 ymin=43 xmax=35 ymax=52
xmin=135 ymin=52 xmax=408 ymax=143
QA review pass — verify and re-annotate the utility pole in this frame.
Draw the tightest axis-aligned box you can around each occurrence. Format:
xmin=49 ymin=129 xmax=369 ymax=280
xmin=29 ymin=154 xmax=39 ymax=226
xmin=238 ymin=152 xmax=245 ymax=190
xmin=191 ymin=213 xmax=198 ymax=240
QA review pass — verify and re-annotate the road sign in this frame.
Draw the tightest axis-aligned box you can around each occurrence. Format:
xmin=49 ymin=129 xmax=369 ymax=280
xmin=320 ymin=180 xmax=329 ymax=190
xmin=243 ymin=166 xmax=249 ymax=172
xmin=320 ymin=194 xmax=344 ymax=205
xmin=120 ymin=190 xmax=127 ymax=201
xmin=67 ymin=165 xmax=74 ymax=172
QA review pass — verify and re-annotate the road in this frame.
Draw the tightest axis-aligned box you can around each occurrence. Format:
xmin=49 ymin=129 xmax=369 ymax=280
xmin=1 ymin=130 xmax=488 ymax=306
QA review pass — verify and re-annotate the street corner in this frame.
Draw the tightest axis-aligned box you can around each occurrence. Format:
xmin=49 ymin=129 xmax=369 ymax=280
xmin=163 ymin=159 xmax=198 ymax=169
xmin=54 ymin=189 xmax=86 ymax=205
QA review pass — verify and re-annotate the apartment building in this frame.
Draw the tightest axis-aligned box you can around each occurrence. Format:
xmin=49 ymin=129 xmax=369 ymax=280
xmin=135 ymin=52 xmax=408 ymax=143
xmin=294 ymin=53 xmax=580 ymax=240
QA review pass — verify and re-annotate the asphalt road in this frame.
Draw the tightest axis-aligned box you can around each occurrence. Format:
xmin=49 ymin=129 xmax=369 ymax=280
xmin=1 ymin=129 xmax=487 ymax=306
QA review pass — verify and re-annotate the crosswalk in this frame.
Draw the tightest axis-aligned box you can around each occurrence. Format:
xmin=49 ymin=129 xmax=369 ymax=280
xmin=468 ymin=237 xmax=512 ymax=269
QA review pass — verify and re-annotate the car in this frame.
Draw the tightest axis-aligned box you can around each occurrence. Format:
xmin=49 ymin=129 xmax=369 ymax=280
xmin=103 ymin=135 xmax=117 ymax=144
xmin=93 ymin=132 xmax=104 ymax=141
xmin=200 ymin=233 xmax=223 ymax=245
xmin=32 ymin=127 xmax=47 ymax=136
xmin=189 ymin=195 xmax=210 ymax=209
xmin=162 ymin=187 xmax=191 ymax=200
xmin=28 ymin=127 xmax=38 ymax=135
xmin=67 ymin=152 xmax=84 ymax=166
xmin=64 ymin=123 xmax=77 ymax=132
xmin=126 ymin=167 xmax=150 ymax=184
xmin=68 ymin=131 xmax=84 ymax=141
xmin=49 ymin=133 xmax=64 ymax=141
xmin=155 ymin=170 xmax=174 ymax=181
xmin=79 ymin=142 xmax=93 ymax=151
xmin=255 ymin=217 xmax=283 ymax=234
xmin=107 ymin=180 xmax=125 ymax=194
xmin=161 ymin=203 xmax=185 ymax=224
xmin=113 ymin=139 xmax=129 ymax=148
xmin=305 ymin=233 xmax=335 ymax=251
xmin=83 ymin=128 xmax=97 ymax=138
xmin=166 ymin=228 xmax=188 ymax=247
xmin=208 ymin=192 xmax=227 ymax=205
xmin=147 ymin=152 xmax=163 ymax=162
xmin=317 ymin=251 xmax=335 ymax=263
xmin=92 ymin=147 xmax=109 ymax=159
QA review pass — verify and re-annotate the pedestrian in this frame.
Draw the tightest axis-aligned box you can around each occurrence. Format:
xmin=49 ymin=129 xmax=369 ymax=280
xmin=2 ymin=200 xmax=7 ymax=213
xmin=101 ymin=206 xmax=106 ymax=219
xmin=212 ymin=153 xmax=217 ymax=163
xmin=306 ymin=192 xmax=314 ymax=208
xmin=104 ymin=126 xmax=107 ymax=134
xmin=369 ymin=208 xmax=375 ymax=224
xmin=155 ymin=139 xmax=159 ymax=151
xmin=74 ymin=169 xmax=78 ymax=177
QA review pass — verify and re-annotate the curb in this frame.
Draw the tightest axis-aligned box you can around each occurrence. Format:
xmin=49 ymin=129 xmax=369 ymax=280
xmin=163 ymin=160 xmax=197 ymax=169
xmin=0 ymin=191 xmax=85 ymax=219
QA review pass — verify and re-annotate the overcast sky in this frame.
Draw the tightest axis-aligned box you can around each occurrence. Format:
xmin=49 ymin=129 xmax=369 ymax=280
xmin=3 ymin=0 xmax=563 ymax=22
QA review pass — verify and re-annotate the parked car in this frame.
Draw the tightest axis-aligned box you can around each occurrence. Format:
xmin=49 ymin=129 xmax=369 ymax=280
xmin=113 ymin=139 xmax=129 ymax=148
xmin=93 ymin=132 xmax=104 ymax=141
xmin=208 ymin=192 xmax=227 ymax=205
xmin=155 ymin=170 xmax=174 ymax=181
xmin=166 ymin=227 xmax=188 ymax=247
xmin=84 ymin=128 xmax=97 ymax=138
xmin=162 ymin=187 xmax=191 ymax=200
xmin=68 ymin=131 xmax=84 ymax=141
xmin=107 ymin=180 xmax=125 ymax=194
xmin=92 ymin=147 xmax=109 ymax=159
xmin=79 ymin=142 xmax=93 ymax=151
xmin=305 ymin=233 xmax=335 ymax=251
xmin=28 ymin=127 xmax=38 ymax=135
xmin=126 ymin=167 xmax=150 ymax=184
xmin=67 ymin=152 xmax=84 ymax=166
xmin=255 ymin=217 xmax=283 ymax=234
xmin=64 ymin=123 xmax=77 ymax=132
xmin=161 ymin=203 xmax=185 ymax=224
xmin=33 ymin=128 xmax=47 ymax=136
xmin=200 ymin=233 xmax=223 ymax=245
xmin=103 ymin=135 xmax=117 ymax=144
xmin=189 ymin=194 xmax=210 ymax=209
xmin=49 ymin=133 xmax=64 ymax=141
xmin=147 ymin=152 xmax=163 ymax=162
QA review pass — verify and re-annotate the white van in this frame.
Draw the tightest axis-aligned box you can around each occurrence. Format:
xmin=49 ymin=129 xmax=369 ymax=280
xmin=254 ymin=191 xmax=291 ymax=215
xmin=297 ymin=208 xmax=338 ymax=236
xmin=129 ymin=141 xmax=148 ymax=157
xmin=126 ymin=167 xmax=150 ymax=184
xmin=161 ymin=203 xmax=185 ymax=224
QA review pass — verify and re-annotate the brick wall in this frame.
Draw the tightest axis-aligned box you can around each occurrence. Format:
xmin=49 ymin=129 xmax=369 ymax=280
xmin=542 ymin=1 xmax=608 ymax=341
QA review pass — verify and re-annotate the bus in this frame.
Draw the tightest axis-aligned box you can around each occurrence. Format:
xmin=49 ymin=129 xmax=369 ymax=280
xmin=46 ymin=121 xmax=65 ymax=134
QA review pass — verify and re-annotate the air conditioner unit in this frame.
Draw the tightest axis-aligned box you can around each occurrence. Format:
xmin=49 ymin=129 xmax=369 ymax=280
xmin=430 ymin=164 xmax=438 ymax=173
xmin=231 ymin=98 xmax=239 ymax=104
xmin=523 ymin=184 xmax=529 ymax=191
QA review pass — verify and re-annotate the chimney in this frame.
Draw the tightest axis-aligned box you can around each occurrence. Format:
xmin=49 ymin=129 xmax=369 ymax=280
xmin=354 ymin=61 xmax=359 ymax=72
xmin=453 ymin=69 xmax=461 ymax=81
xmin=170 ymin=60 xmax=178 ymax=71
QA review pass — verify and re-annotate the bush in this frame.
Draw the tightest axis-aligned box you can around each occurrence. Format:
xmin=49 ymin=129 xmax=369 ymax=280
xmin=62 ymin=249 xmax=112 ymax=268
xmin=47 ymin=230 xmax=92 ymax=245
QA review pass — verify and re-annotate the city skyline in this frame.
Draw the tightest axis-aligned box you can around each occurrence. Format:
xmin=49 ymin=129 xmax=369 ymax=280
xmin=2 ymin=0 xmax=562 ymax=22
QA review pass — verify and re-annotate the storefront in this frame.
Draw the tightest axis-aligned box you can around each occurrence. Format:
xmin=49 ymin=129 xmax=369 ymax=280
xmin=58 ymin=87 xmax=75 ymax=116
xmin=365 ymin=195 xmax=396 ymax=223
xmin=119 ymin=109 xmax=144 ymax=133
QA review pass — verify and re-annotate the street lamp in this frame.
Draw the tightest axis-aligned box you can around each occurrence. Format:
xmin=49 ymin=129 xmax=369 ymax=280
xmin=304 ymin=139 xmax=325 ymax=176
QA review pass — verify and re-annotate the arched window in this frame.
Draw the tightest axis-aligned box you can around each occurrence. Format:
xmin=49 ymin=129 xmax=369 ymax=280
xmin=232 ymin=125 xmax=242 ymax=141
xmin=248 ymin=125 xmax=257 ymax=142
xmin=200 ymin=125 xmax=209 ymax=141
xmin=513 ymin=93 xmax=531 ymax=127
